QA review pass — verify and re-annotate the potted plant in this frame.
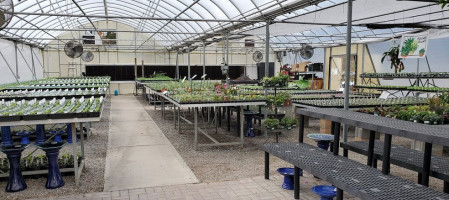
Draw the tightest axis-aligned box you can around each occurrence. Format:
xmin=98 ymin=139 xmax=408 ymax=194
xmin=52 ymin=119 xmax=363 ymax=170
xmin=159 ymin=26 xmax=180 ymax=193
xmin=264 ymin=118 xmax=280 ymax=130
xmin=419 ymin=48 xmax=425 ymax=57
xmin=381 ymin=45 xmax=405 ymax=73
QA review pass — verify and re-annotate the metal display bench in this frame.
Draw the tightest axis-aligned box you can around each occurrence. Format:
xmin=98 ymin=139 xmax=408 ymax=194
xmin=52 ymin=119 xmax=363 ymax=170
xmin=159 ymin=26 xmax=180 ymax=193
xmin=0 ymin=116 xmax=102 ymax=186
xmin=296 ymin=107 xmax=449 ymax=188
xmin=145 ymin=86 xmax=266 ymax=149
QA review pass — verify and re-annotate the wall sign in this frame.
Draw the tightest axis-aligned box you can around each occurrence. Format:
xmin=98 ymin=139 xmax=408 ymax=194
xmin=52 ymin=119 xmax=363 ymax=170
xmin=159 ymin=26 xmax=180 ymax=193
xmin=399 ymin=32 xmax=429 ymax=59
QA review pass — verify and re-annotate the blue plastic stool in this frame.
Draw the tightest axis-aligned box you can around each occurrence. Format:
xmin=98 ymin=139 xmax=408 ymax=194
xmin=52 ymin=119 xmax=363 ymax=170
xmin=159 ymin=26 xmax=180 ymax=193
xmin=37 ymin=142 xmax=66 ymax=189
xmin=35 ymin=125 xmax=46 ymax=145
xmin=1 ymin=144 xmax=28 ymax=192
xmin=311 ymin=185 xmax=337 ymax=200
xmin=1 ymin=126 xmax=14 ymax=146
xmin=277 ymin=167 xmax=302 ymax=190
xmin=66 ymin=124 xmax=77 ymax=144
xmin=307 ymin=133 xmax=334 ymax=151
xmin=50 ymin=131 xmax=63 ymax=143
xmin=17 ymin=131 xmax=32 ymax=145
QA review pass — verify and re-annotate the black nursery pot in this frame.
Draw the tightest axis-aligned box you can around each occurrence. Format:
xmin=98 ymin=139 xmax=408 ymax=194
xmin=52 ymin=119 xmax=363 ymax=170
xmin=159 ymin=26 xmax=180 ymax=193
xmin=0 ymin=115 xmax=21 ymax=122
xmin=50 ymin=113 xmax=76 ymax=120
xmin=22 ymin=114 xmax=48 ymax=121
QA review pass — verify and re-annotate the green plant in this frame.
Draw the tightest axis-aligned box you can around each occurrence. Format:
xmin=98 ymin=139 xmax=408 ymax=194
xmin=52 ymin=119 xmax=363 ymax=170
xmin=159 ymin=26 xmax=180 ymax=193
xmin=439 ymin=0 xmax=449 ymax=8
xmin=381 ymin=45 xmax=404 ymax=73
xmin=264 ymin=118 xmax=280 ymax=129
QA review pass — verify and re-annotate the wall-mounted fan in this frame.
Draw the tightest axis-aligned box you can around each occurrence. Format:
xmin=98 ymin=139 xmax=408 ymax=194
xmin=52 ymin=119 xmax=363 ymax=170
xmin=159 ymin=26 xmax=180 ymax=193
xmin=252 ymin=51 xmax=263 ymax=62
xmin=300 ymin=44 xmax=314 ymax=60
xmin=81 ymin=51 xmax=94 ymax=62
xmin=64 ymin=40 xmax=84 ymax=59
xmin=0 ymin=0 xmax=13 ymax=31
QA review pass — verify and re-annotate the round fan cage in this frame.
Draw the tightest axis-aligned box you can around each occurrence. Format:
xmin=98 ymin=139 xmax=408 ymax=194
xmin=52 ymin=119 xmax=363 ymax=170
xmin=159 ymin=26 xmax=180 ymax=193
xmin=64 ymin=40 xmax=84 ymax=59
xmin=0 ymin=0 xmax=14 ymax=31
xmin=253 ymin=51 xmax=263 ymax=62
xmin=300 ymin=45 xmax=314 ymax=60
xmin=81 ymin=51 xmax=94 ymax=62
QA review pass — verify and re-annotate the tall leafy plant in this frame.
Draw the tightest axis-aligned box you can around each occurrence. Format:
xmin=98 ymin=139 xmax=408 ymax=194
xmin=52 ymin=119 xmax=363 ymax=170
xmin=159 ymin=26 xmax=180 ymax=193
xmin=381 ymin=45 xmax=405 ymax=73
xmin=439 ymin=0 xmax=449 ymax=8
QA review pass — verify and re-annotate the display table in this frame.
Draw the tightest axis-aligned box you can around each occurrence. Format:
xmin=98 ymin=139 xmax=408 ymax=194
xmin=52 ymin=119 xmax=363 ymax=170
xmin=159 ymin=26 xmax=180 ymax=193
xmin=0 ymin=117 xmax=101 ymax=186
xmin=145 ymin=86 xmax=266 ymax=149
xmin=297 ymin=107 xmax=449 ymax=188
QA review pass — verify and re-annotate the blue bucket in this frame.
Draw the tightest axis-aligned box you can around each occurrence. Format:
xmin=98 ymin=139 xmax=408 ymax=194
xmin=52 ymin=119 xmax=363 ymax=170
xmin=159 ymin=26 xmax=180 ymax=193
xmin=114 ymin=90 xmax=119 ymax=96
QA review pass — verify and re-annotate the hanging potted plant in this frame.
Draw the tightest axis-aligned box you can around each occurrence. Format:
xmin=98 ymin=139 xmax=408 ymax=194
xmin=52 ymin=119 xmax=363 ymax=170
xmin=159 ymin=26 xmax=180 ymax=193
xmin=381 ymin=45 xmax=405 ymax=73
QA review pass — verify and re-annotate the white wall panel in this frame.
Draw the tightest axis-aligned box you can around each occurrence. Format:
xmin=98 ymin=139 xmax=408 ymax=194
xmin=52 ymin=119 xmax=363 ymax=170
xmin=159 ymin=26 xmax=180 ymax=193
xmin=0 ymin=39 xmax=44 ymax=84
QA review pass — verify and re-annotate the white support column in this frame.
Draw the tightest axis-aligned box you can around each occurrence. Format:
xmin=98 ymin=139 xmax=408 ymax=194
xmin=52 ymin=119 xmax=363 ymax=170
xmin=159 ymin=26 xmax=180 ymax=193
xmin=343 ymin=0 xmax=353 ymax=142
xmin=265 ymin=20 xmax=270 ymax=77
xmin=188 ymin=46 xmax=191 ymax=82
xmin=176 ymin=50 xmax=179 ymax=79
xmin=14 ymin=42 xmax=20 ymax=80
xmin=203 ymin=40 xmax=206 ymax=76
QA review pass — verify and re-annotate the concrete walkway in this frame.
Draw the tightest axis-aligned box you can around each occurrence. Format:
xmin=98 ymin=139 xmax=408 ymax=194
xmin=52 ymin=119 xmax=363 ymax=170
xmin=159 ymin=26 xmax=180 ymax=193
xmin=30 ymin=175 xmax=360 ymax=200
xmin=103 ymin=95 xmax=198 ymax=191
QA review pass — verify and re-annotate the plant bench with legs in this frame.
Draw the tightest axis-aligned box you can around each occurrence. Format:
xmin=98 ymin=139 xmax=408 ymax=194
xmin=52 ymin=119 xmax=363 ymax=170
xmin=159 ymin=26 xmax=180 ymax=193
xmin=340 ymin=140 xmax=449 ymax=193
xmin=262 ymin=142 xmax=449 ymax=200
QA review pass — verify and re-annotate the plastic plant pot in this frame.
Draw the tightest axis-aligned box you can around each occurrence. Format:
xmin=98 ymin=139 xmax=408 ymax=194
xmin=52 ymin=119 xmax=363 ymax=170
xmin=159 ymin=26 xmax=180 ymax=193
xmin=17 ymin=131 xmax=32 ymax=145
xmin=1 ymin=126 xmax=14 ymax=146
xmin=277 ymin=167 xmax=302 ymax=190
xmin=35 ymin=125 xmax=46 ymax=145
xmin=1 ymin=144 xmax=28 ymax=192
xmin=37 ymin=142 xmax=66 ymax=189
xmin=49 ymin=131 xmax=63 ymax=143
xmin=311 ymin=185 xmax=337 ymax=200
xmin=307 ymin=133 xmax=334 ymax=151
xmin=66 ymin=124 xmax=77 ymax=144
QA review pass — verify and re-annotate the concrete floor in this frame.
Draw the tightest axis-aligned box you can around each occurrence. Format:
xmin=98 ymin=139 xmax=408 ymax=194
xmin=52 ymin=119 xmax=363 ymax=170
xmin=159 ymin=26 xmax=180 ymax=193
xmin=103 ymin=96 xmax=198 ymax=191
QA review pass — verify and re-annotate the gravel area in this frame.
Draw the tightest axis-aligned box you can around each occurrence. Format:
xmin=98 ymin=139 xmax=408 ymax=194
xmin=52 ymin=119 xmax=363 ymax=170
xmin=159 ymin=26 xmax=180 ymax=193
xmin=141 ymin=98 xmax=446 ymax=194
xmin=0 ymin=96 xmax=111 ymax=200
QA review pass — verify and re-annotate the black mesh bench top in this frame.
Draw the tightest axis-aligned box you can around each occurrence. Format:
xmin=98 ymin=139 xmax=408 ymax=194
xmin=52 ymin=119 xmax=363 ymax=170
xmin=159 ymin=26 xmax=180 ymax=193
xmin=262 ymin=142 xmax=449 ymax=200
xmin=341 ymin=141 xmax=449 ymax=181
xmin=297 ymin=107 xmax=449 ymax=146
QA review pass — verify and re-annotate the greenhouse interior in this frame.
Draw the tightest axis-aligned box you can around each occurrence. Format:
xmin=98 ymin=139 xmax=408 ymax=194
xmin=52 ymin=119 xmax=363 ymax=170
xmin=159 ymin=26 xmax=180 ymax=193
xmin=1 ymin=0 xmax=449 ymax=199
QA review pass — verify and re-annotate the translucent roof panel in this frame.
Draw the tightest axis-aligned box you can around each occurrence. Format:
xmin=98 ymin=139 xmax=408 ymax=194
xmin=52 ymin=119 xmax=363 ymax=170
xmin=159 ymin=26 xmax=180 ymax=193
xmin=1 ymin=0 xmax=448 ymax=49
xmin=4 ymin=0 xmax=320 ymax=47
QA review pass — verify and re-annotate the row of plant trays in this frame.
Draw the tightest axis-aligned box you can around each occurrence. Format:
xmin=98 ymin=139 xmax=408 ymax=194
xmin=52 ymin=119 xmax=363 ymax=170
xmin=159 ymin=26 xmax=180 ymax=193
xmin=355 ymin=85 xmax=449 ymax=92
xmin=0 ymin=94 xmax=105 ymax=101
xmin=0 ymin=112 xmax=101 ymax=122
xmin=361 ymin=72 xmax=449 ymax=79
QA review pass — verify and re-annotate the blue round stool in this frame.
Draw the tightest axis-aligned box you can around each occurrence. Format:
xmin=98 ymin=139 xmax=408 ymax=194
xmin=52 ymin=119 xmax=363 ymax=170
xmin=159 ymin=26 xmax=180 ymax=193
xmin=17 ymin=131 xmax=32 ymax=145
xmin=1 ymin=144 xmax=29 ymax=192
xmin=37 ymin=142 xmax=67 ymax=189
xmin=311 ymin=185 xmax=337 ymax=200
xmin=277 ymin=167 xmax=302 ymax=190
xmin=49 ymin=130 xmax=63 ymax=143
xmin=35 ymin=125 xmax=46 ymax=145
xmin=1 ymin=126 xmax=14 ymax=146
xmin=307 ymin=133 xmax=334 ymax=151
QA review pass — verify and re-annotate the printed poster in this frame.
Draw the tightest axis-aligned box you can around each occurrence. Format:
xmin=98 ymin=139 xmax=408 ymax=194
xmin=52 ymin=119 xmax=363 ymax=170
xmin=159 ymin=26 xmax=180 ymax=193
xmin=398 ymin=32 xmax=428 ymax=59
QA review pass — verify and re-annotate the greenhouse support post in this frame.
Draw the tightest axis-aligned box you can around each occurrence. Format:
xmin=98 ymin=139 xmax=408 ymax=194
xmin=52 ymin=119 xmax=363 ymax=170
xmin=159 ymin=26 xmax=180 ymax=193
xmin=343 ymin=0 xmax=353 ymax=142
xmin=265 ymin=20 xmax=270 ymax=77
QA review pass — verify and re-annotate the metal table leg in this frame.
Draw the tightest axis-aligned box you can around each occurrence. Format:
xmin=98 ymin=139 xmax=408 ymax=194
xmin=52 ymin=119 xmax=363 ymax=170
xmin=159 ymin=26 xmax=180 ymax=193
xmin=194 ymin=108 xmax=198 ymax=150
xmin=382 ymin=134 xmax=392 ymax=175
xmin=178 ymin=107 xmax=181 ymax=134
xmin=265 ymin=152 xmax=269 ymax=180
xmin=421 ymin=142 xmax=432 ymax=186
xmin=294 ymin=166 xmax=300 ymax=199
xmin=298 ymin=115 xmax=305 ymax=143
xmin=367 ymin=130 xmax=376 ymax=166
xmin=333 ymin=123 xmax=341 ymax=156
xmin=240 ymin=106 xmax=244 ymax=147
xmin=71 ymin=123 xmax=79 ymax=186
